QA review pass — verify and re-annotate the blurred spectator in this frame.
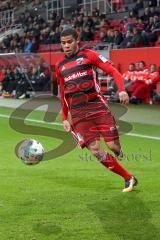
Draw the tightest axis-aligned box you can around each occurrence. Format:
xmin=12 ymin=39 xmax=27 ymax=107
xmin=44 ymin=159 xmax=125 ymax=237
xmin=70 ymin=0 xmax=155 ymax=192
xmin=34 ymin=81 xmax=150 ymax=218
xmin=15 ymin=67 xmax=29 ymax=99
xmin=104 ymin=29 xmax=115 ymax=43
xmin=149 ymin=7 xmax=160 ymax=17
xmin=135 ymin=61 xmax=140 ymax=71
xmin=28 ymin=66 xmax=48 ymax=91
xmin=136 ymin=18 xmax=145 ymax=30
xmin=24 ymin=38 xmax=32 ymax=53
xmin=80 ymin=26 xmax=94 ymax=41
xmin=113 ymin=29 xmax=123 ymax=45
xmin=121 ymin=16 xmax=135 ymax=34
xmin=133 ymin=0 xmax=144 ymax=16
xmin=91 ymin=16 xmax=101 ymax=31
xmin=152 ymin=15 xmax=160 ymax=30
xmin=130 ymin=64 xmax=160 ymax=104
xmin=74 ymin=14 xmax=84 ymax=28
xmin=127 ymin=61 xmax=148 ymax=96
xmin=99 ymin=31 xmax=109 ymax=42
xmin=144 ymin=16 xmax=160 ymax=44
xmin=1 ymin=68 xmax=16 ymax=97
xmin=51 ymin=26 xmax=61 ymax=44
xmin=119 ymin=30 xmax=133 ymax=48
xmin=123 ymin=63 xmax=136 ymax=91
xmin=142 ymin=7 xmax=152 ymax=21
xmin=31 ymin=37 xmax=39 ymax=52
xmin=145 ymin=16 xmax=155 ymax=33
xmin=127 ymin=27 xmax=145 ymax=48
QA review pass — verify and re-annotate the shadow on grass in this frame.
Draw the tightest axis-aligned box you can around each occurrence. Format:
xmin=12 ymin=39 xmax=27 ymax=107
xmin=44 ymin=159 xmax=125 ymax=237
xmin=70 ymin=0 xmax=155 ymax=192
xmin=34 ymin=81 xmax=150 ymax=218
xmin=89 ymin=192 xmax=159 ymax=240
xmin=32 ymin=221 xmax=62 ymax=236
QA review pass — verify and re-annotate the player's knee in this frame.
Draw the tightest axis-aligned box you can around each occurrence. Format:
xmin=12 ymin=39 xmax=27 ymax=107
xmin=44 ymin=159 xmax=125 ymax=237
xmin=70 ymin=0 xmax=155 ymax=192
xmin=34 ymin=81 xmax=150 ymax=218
xmin=88 ymin=141 xmax=101 ymax=158
xmin=89 ymin=141 xmax=100 ymax=151
xmin=107 ymin=143 xmax=124 ymax=159
xmin=90 ymin=147 xmax=100 ymax=157
xmin=92 ymin=150 xmax=104 ymax=161
xmin=89 ymin=146 xmax=105 ymax=161
xmin=107 ymin=142 xmax=121 ymax=153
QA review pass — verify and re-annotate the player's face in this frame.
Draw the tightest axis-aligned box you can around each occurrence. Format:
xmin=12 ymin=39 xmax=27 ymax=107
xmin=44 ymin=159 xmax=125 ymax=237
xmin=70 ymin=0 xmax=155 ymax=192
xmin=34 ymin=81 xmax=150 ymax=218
xmin=61 ymin=35 xmax=78 ymax=57
xmin=129 ymin=64 xmax=135 ymax=71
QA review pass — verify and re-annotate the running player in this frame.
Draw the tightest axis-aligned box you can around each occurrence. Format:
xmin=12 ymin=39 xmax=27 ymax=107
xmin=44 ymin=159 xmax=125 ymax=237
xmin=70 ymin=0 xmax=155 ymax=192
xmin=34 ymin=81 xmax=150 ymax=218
xmin=55 ymin=28 xmax=138 ymax=192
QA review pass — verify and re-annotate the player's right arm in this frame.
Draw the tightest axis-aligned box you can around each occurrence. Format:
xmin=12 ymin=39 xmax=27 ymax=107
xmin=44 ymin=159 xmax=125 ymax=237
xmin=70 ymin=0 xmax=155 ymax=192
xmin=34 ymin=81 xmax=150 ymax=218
xmin=55 ymin=64 xmax=70 ymax=132
xmin=85 ymin=50 xmax=129 ymax=104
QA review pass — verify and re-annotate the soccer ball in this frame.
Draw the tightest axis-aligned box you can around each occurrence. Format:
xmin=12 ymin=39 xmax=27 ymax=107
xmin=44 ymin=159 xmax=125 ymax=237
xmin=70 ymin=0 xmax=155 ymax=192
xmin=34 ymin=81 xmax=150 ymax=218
xmin=17 ymin=139 xmax=44 ymax=165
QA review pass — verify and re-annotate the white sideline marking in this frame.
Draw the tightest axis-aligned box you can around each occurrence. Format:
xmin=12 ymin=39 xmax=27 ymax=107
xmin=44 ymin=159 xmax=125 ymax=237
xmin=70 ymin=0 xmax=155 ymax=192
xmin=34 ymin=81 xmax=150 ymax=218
xmin=125 ymin=132 xmax=160 ymax=140
xmin=0 ymin=113 xmax=159 ymax=140
xmin=0 ymin=113 xmax=63 ymax=126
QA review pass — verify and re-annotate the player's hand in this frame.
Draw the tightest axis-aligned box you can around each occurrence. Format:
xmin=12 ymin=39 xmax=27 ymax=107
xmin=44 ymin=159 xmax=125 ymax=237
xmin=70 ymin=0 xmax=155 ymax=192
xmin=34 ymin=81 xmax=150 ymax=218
xmin=63 ymin=120 xmax=71 ymax=132
xmin=119 ymin=91 xmax=129 ymax=104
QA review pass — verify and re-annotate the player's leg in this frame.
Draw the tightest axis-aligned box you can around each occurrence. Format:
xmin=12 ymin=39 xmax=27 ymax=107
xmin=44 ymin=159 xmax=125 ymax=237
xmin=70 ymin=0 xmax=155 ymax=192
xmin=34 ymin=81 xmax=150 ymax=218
xmin=71 ymin=113 xmax=137 ymax=192
xmin=95 ymin=111 xmax=124 ymax=159
xmin=105 ymin=138 xmax=138 ymax=192
xmin=87 ymin=140 xmax=137 ymax=192
xmin=94 ymin=111 xmax=138 ymax=192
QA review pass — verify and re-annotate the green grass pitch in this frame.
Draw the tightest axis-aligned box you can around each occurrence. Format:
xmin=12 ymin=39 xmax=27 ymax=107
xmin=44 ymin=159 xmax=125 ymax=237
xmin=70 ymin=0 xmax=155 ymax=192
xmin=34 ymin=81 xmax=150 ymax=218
xmin=0 ymin=104 xmax=160 ymax=240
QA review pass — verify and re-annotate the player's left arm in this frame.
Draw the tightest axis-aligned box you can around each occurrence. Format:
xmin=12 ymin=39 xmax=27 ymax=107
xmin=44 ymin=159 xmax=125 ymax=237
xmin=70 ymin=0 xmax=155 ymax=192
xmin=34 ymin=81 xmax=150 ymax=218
xmin=55 ymin=64 xmax=69 ymax=122
xmin=86 ymin=50 xmax=129 ymax=104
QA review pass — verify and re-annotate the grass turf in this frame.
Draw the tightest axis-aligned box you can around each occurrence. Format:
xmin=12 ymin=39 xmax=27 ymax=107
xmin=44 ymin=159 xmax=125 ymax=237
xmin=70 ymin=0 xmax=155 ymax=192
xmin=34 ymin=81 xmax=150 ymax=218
xmin=0 ymin=104 xmax=160 ymax=240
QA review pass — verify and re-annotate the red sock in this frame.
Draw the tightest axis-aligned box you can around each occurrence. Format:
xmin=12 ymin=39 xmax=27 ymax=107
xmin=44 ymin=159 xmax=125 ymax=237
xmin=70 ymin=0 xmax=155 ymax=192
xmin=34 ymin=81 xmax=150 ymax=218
xmin=101 ymin=153 xmax=132 ymax=180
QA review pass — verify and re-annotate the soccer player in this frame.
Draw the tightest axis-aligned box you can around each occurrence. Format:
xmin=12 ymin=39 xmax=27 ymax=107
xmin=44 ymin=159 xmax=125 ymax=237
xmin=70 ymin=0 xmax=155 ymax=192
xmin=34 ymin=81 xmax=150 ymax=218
xmin=55 ymin=28 xmax=138 ymax=192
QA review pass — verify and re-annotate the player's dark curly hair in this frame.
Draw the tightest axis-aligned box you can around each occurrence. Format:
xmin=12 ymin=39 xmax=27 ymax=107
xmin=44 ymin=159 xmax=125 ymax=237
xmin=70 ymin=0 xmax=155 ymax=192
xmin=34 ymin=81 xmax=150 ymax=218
xmin=60 ymin=28 xmax=78 ymax=40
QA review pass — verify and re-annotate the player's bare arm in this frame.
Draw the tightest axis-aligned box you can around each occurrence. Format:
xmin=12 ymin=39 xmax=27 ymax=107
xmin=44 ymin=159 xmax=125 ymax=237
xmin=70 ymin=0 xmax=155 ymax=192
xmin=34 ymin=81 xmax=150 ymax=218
xmin=85 ymin=50 xmax=129 ymax=104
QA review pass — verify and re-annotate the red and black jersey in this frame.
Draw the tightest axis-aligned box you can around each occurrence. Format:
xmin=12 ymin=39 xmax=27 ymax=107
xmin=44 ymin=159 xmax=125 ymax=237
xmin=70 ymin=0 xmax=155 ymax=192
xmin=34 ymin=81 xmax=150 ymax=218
xmin=55 ymin=49 xmax=125 ymax=121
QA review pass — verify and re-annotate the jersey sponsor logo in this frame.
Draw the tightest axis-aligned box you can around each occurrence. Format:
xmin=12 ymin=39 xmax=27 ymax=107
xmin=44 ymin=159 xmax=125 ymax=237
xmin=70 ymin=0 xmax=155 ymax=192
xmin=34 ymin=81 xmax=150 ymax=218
xmin=64 ymin=71 xmax=87 ymax=82
xmin=76 ymin=57 xmax=84 ymax=65
xmin=98 ymin=55 xmax=108 ymax=63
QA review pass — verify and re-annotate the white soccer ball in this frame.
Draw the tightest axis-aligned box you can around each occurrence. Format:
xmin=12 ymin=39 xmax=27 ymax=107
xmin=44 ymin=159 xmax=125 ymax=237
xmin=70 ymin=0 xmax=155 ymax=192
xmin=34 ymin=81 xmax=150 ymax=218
xmin=18 ymin=139 xmax=44 ymax=165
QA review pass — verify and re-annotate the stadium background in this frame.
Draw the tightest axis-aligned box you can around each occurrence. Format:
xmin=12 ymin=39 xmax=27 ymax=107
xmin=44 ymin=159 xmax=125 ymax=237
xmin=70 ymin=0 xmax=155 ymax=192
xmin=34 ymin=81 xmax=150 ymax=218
xmin=0 ymin=1 xmax=160 ymax=240
xmin=0 ymin=0 xmax=160 ymax=102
